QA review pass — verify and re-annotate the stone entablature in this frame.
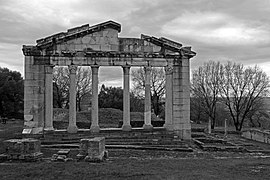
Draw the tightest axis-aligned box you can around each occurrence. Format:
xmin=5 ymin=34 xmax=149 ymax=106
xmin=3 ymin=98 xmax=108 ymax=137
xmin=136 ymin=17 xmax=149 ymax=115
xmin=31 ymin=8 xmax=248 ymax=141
xmin=22 ymin=20 xmax=196 ymax=140
xmin=22 ymin=21 xmax=195 ymax=59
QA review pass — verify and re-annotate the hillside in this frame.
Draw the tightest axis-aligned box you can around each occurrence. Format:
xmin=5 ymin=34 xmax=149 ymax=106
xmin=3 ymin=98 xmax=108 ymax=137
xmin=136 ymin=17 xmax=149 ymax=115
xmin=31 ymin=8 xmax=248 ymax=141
xmin=53 ymin=108 xmax=162 ymax=129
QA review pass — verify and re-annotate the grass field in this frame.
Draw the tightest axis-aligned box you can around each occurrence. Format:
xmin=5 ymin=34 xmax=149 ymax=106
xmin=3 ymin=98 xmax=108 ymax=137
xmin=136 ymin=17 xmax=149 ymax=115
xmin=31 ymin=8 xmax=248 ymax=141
xmin=0 ymin=156 xmax=270 ymax=179
xmin=1 ymin=118 xmax=270 ymax=179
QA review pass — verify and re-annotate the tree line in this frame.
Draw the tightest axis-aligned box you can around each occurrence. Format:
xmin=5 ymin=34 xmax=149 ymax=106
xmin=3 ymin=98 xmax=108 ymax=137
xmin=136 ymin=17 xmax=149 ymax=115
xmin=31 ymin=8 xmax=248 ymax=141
xmin=1 ymin=60 xmax=269 ymax=132
xmin=191 ymin=61 xmax=270 ymax=131
xmin=0 ymin=67 xmax=23 ymax=119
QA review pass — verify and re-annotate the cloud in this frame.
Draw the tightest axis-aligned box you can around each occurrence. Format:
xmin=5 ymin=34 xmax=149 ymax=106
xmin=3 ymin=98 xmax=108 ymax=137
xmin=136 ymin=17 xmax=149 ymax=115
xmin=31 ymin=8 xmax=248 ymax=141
xmin=0 ymin=0 xmax=270 ymax=85
xmin=162 ymin=11 xmax=270 ymax=46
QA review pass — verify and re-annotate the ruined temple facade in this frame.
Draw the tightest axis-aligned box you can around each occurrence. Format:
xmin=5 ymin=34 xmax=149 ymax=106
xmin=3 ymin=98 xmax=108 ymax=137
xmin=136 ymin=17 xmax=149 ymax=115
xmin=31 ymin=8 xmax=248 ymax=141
xmin=22 ymin=20 xmax=196 ymax=139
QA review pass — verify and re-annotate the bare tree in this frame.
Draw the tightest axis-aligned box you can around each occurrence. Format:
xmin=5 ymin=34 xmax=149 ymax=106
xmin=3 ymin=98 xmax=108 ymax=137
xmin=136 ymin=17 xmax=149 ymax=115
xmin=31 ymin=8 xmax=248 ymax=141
xmin=131 ymin=67 xmax=165 ymax=116
xmin=53 ymin=67 xmax=70 ymax=108
xmin=76 ymin=67 xmax=92 ymax=111
xmin=219 ymin=62 xmax=270 ymax=131
xmin=191 ymin=61 xmax=222 ymax=129
xmin=53 ymin=66 xmax=92 ymax=111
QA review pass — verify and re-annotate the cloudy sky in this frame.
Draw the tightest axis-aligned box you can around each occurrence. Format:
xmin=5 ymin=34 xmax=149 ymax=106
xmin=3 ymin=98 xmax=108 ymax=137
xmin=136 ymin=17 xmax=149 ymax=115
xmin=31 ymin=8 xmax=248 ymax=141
xmin=0 ymin=0 xmax=270 ymax=87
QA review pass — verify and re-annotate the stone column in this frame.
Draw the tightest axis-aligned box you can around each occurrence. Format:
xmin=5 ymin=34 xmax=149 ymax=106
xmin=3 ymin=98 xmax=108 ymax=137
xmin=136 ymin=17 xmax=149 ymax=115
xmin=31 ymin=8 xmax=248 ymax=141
xmin=90 ymin=65 xmax=100 ymax=133
xmin=122 ymin=66 xmax=132 ymax=131
xmin=164 ymin=65 xmax=173 ymax=131
xmin=44 ymin=65 xmax=54 ymax=131
xmin=172 ymin=58 xmax=191 ymax=140
xmin=143 ymin=66 xmax=153 ymax=130
xmin=67 ymin=65 xmax=78 ymax=133
xmin=24 ymin=55 xmax=45 ymax=128
xmin=208 ymin=117 xmax=211 ymax=134
xmin=224 ymin=118 xmax=228 ymax=136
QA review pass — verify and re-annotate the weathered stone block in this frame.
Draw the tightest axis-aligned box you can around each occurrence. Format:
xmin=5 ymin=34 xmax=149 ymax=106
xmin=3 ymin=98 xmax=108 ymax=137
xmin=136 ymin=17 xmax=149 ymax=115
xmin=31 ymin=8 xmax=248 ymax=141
xmin=100 ymin=44 xmax=111 ymax=51
xmin=25 ymin=72 xmax=35 ymax=80
xmin=24 ymin=121 xmax=38 ymax=128
xmin=87 ymin=137 xmax=105 ymax=157
xmin=57 ymin=149 xmax=70 ymax=156
xmin=4 ymin=139 xmax=41 ymax=155
xmin=103 ymin=28 xmax=118 ymax=38
xmin=78 ymin=137 xmax=106 ymax=162
xmin=111 ymin=44 xmax=119 ymax=51
xmin=22 ymin=128 xmax=32 ymax=134
xmin=173 ymin=104 xmax=190 ymax=111
xmin=89 ymin=44 xmax=101 ymax=51
xmin=67 ymin=39 xmax=76 ymax=45
xmin=75 ymin=44 xmax=83 ymax=50
xmin=181 ymin=58 xmax=190 ymax=67
xmin=173 ymin=109 xmax=190 ymax=118
xmin=96 ymin=37 xmax=105 ymax=44
xmin=67 ymin=44 xmax=75 ymax=50
xmin=92 ymin=31 xmax=103 ymax=37
xmin=82 ymin=36 xmax=91 ymax=44
xmin=110 ymin=37 xmax=119 ymax=45
xmin=24 ymin=80 xmax=44 ymax=87
xmin=32 ymin=127 xmax=43 ymax=134
xmin=173 ymin=98 xmax=190 ymax=105
xmin=144 ymin=46 xmax=153 ymax=52
xmin=74 ymin=38 xmax=82 ymax=44
xmin=89 ymin=36 xmax=96 ymax=44
xmin=153 ymin=45 xmax=161 ymax=52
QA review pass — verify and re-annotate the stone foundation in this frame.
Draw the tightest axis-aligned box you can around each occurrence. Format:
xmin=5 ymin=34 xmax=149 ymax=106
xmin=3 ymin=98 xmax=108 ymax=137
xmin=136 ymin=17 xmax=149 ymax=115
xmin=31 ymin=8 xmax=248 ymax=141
xmin=0 ymin=138 xmax=43 ymax=161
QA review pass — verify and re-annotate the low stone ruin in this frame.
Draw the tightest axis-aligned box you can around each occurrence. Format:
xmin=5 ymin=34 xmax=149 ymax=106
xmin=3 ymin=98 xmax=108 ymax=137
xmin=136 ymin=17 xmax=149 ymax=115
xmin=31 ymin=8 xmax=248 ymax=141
xmin=242 ymin=129 xmax=270 ymax=144
xmin=77 ymin=137 xmax=108 ymax=162
xmin=0 ymin=138 xmax=43 ymax=162
xmin=51 ymin=149 xmax=73 ymax=162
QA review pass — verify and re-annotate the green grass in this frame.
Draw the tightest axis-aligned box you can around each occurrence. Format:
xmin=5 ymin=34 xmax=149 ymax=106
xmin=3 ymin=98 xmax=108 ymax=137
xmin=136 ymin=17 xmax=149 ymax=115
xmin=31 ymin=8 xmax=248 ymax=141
xmin=1 ymin=118 xmax=270 ymax=179
xmin=0 ymin=157 xmax=270 ymax=180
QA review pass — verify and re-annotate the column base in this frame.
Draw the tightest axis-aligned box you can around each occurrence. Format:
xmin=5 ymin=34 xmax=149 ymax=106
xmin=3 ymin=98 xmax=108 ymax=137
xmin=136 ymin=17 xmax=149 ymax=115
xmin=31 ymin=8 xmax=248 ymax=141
xmin=163 ymin=123 xmax=174 ymax=131
xmin=44 ymin=127 xmax=54 ymax=131
xmin=174 ymin=129 xmax=191 ymax=140
xmin=143 ymin=124 xmax=153 ymax=131
xmin=122 ymin=124 xmax=132 ymax=131
xmin=90 ymin=125 xmax=100 ymax=133
xmin=67 ymin=125 xmax=78 ymax=134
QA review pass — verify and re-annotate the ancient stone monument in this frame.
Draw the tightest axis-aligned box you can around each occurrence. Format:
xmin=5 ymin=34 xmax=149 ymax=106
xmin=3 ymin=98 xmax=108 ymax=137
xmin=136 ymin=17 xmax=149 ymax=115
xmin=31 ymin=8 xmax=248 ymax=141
xmin=0 ymin=138 xmax=43 ymax=161
xmin=22 ymin=20 xmax=196 ymax=139
xmin=77 ymin=137 xmax=107 ymax=162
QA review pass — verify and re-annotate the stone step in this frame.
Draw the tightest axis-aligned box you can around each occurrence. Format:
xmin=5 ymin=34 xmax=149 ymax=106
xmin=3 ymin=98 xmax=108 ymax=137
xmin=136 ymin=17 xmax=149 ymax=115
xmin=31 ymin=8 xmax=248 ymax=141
xmin=191 ymin=127 xmax=205 ymax=133
xmin=41 ymin=144 xmax=193 ymax=152
xmin=42 ymin=138 xmax=186 ymax=145
xmin=42 ymin=133 xmax=177 ymax=142
xmin=191 ymin=133 xmax=206 ymax=138
xmin=43 ymin=132 xmax=175 ymax=138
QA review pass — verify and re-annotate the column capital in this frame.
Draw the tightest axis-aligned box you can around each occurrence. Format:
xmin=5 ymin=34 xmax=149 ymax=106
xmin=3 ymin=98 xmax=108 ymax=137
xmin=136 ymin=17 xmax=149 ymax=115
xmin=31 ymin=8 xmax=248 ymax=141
xmin=68 ymin=65 xmax=77 ymax=74
xmin=91 ymin=65 xmax=100 ymax=75
xmin=45 ymin=65 xmax=54 ymax=74
xmin=122 ymin=65 xmax=131 ymax=75
xmin=144 ymin=66 xmax=152 ymax=73
xmin=165 ymin=65 xmax=174 ymax=75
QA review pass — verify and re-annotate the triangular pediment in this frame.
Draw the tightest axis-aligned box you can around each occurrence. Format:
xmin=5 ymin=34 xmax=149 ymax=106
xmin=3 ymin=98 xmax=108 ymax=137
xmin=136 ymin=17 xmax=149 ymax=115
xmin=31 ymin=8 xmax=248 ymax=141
xmin=36 ymin=20 xmax=121 ymax=48
xmin=23 ymin=20 xmax=196 ymax=59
